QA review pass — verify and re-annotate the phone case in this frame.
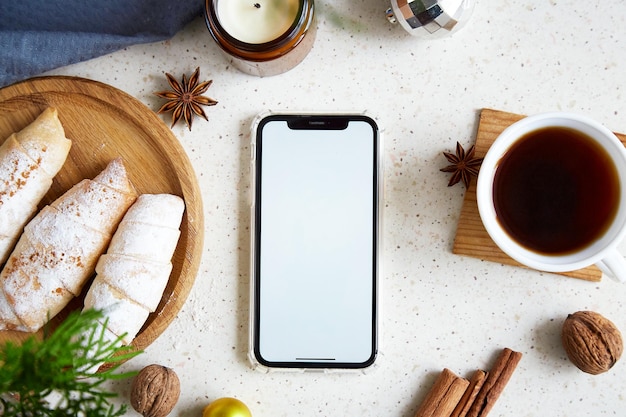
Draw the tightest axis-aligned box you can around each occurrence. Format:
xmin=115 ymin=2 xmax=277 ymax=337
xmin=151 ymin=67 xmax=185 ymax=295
xmin=248 ymin=110 xmax=384 ymax=374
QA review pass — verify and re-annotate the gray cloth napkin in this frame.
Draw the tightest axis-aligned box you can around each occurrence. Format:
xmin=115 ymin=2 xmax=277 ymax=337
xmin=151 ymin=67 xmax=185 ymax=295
xmin=0 ymin=0 xmax=203 ymax=87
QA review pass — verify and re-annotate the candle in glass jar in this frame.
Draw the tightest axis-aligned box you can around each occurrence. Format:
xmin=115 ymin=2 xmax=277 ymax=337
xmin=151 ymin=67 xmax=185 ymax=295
xmin=205 ymin=0 xmax=317 ymax=77
xmin=217 ymin=0 xmax=300 ymax=44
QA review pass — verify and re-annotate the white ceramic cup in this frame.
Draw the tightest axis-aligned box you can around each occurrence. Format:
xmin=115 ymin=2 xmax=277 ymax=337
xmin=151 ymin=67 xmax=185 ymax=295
xmin=476 ymin=112 xmax=626 ymax=282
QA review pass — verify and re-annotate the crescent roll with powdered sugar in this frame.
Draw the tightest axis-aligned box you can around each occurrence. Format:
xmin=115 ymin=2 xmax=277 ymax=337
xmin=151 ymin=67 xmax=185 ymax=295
xmin=0 ymin=108 xmax=72 ymax=265
xmin=83 ymin=193 xmax=185 ymax=345
xmin=0 ymin=158 xmax=137 ymax=332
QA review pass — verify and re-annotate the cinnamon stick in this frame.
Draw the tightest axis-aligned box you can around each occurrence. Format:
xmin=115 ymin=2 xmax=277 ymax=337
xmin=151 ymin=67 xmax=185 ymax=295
xmin=465 ymin=348 xmax=522 ymax=417
xmin=450 ymin=370 xmax=488 ymax=417
xmin=414 ymin=368 xmax=470 ymax=417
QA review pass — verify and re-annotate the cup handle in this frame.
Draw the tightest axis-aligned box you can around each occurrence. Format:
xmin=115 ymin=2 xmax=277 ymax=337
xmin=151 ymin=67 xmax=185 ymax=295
xmin=596 ymin=248 xmax=626 ymax=283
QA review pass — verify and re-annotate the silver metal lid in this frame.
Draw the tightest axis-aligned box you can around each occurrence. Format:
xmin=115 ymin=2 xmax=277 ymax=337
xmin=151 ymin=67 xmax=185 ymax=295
xmin=387 ymin=0 xmax=474 ymax=37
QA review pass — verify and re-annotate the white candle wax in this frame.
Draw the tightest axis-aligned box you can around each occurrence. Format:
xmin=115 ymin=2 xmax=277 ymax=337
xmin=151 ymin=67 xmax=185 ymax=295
xmin=217 ymin=0 xmax=300 ymax=44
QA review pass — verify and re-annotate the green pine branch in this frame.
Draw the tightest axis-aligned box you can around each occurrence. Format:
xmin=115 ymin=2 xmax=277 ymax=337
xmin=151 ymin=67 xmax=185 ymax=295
xmin=0 ymin=308 xmax=142 ymax=416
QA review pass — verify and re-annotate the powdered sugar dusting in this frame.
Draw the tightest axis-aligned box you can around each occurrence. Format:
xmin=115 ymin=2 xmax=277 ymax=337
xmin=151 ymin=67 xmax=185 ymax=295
xmin=95 ymin=254 xmax=172 ymax=312
xmin=0 ymin=158 xmax=139 ymax=331
xmin=13 ymin=108 xmax=72 ymax=177
xmin=83 ymin=193 xmax=185 ymax=345
xmin=0 ymin=285 xmax=22 ymax=330
xmin=94 ymin=157 xmax=137 ymax=196
xmin=21 ymin=208 xmax=110 ymax=295
xmin=51 ymin=158 xmax=137 ymax=233
xmin=108 ymin=223 xmax=180 ymax=262
xmin=0 ymin=109 xmax=71 ymax=265
xmin=83 ymin=280 xmax=149 ymax=344
xmin=3 ymin=266 xmax=73 ymax=332
xmin=120 ymin=193 xmax=184 ymax=229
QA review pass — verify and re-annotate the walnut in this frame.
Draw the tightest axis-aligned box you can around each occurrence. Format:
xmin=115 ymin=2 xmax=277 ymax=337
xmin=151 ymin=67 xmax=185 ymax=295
xmin=561 ymin=311 xmax=623 ymax=375
xmin=130 ymin=364 xmax=180 ymax=417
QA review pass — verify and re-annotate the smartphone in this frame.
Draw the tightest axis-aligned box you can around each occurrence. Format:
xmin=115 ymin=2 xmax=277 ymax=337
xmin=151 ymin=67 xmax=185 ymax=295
xmin=250 ymin=113 xmax=381 ymax=370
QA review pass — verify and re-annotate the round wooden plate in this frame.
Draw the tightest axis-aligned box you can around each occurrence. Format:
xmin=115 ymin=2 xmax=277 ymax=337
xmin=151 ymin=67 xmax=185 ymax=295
xmin=0 ymin=76 xmax=204 ymax=356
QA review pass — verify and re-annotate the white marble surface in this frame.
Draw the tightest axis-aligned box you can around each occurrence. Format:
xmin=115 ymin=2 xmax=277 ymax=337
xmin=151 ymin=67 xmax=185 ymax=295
xmin=43 ymin=0 xmax=626 ymax=415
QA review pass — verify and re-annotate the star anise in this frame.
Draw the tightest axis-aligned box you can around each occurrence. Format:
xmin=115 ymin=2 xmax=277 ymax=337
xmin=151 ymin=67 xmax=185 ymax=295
xmin=440 ymin=142 xmax=483 ymax=188
xmin=155 ymin=67 xmax=218 ymax=131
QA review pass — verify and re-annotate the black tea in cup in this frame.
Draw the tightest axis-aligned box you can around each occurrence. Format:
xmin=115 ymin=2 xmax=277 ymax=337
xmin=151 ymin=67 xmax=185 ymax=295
xmin=492 ymin=126 xmax=620 ymax=255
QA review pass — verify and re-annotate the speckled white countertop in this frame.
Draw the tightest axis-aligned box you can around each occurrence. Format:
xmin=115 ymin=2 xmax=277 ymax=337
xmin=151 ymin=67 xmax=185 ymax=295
xmin=43 ymin=0 xmax=626 ymax=415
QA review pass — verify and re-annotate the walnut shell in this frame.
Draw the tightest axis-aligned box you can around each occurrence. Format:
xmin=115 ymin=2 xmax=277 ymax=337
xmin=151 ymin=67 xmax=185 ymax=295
xmin=130 ymin=364 xmax=180 ymax=417
xmin=561 ymin=311 xmax=623 ymax=375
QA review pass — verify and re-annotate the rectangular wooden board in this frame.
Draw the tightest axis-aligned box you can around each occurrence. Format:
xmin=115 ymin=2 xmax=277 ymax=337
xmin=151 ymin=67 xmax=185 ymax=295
xmin=452 ymin=108 xmax=626 ymax=282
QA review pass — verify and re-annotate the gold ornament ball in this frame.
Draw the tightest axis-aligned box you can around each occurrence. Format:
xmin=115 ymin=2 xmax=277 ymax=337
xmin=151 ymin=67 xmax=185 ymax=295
xmin=202 ymin=397 xmax=252 ymax=417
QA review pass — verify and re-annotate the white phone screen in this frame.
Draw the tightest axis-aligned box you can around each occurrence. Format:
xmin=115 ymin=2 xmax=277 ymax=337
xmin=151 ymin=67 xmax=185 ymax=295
xmin=252 ymin=115 xmax=378 ymax=368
